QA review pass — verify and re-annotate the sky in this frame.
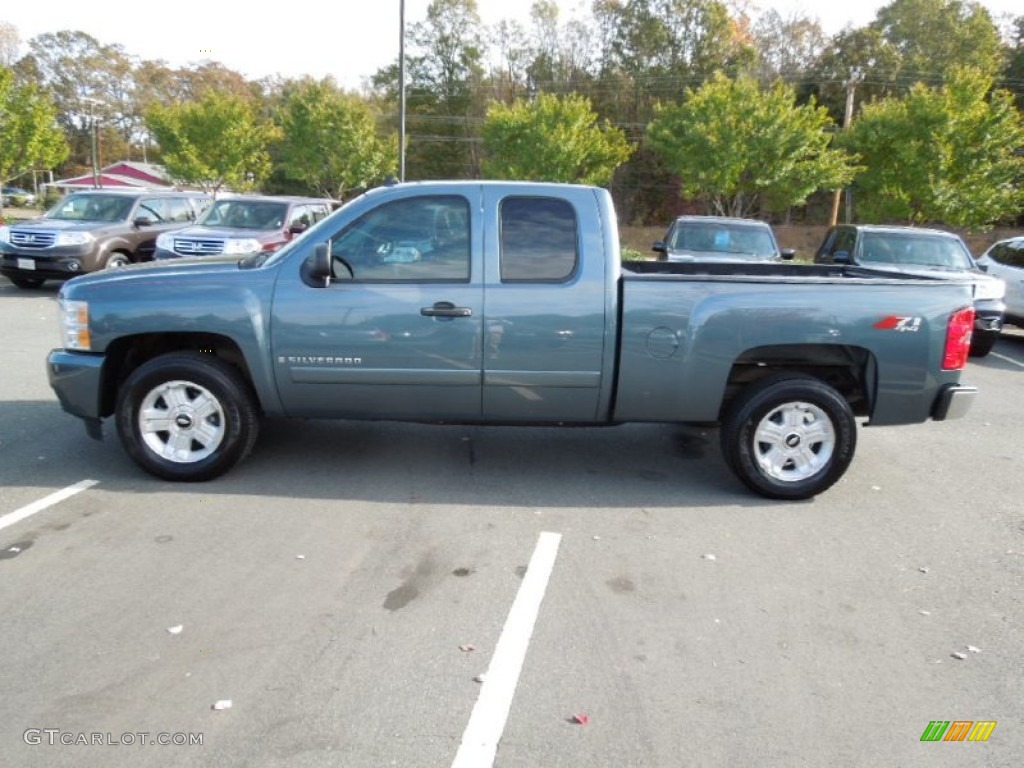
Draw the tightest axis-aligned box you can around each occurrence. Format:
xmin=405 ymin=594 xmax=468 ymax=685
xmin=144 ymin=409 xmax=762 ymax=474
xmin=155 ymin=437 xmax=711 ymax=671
xmin=2 ymin=0 xmax=1020 ymax=90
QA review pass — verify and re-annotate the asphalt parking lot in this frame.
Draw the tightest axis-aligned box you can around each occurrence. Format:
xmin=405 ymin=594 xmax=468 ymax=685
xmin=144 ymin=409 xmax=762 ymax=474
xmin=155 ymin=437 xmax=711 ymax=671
xmin=1 ymin=279 xmax=1022 ymax=768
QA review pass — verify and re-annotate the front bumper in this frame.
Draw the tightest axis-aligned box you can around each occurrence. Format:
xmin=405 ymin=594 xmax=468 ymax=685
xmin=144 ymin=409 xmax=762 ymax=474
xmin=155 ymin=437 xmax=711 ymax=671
xmin=974 ymin=298 xmax=1004 ymax=335
xmin=47 ymin=349 xmax=106 ymax=436
xmin=1 ymin=247 xmax=94 ymax=280
xmin=932 ymin=383 xmax=977 ymax=421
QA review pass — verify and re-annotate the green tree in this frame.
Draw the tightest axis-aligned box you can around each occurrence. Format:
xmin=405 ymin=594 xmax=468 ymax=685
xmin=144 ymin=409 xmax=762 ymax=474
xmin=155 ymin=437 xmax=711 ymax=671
xmin=0 ymin=67 xmax=68 ymax=218
xmin=812 ymin=0 xmax=1003 ymax=119
xmin=405 ymin=0 xmax=486 ymax=178
xmin=145 ymin=91 xmax=279 ymax=194
xmin=646 ymin=73 xmax=857 ymax=216
xmin=275 ymin=78 xmax=396 ymax=199
xmin=751 ymin=10 xmax=827 ymax=87
xmin=481 ymin=92 xmax=632 ymax=184
xmin=840 ymin=67 xmax=1024 ymax=227
xmin=23 ymin=31 xmax=138 ymax=162
xmin=1002 ymin=15 xmax=1024 ymax=111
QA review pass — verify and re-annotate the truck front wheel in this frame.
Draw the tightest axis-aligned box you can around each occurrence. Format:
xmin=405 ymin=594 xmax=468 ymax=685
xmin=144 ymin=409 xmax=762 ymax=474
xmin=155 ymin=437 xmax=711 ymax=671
xmin=115 ymin=353 xmax=259 ymax=481
xmin=721 ymin=375 xmax=856 ymax=500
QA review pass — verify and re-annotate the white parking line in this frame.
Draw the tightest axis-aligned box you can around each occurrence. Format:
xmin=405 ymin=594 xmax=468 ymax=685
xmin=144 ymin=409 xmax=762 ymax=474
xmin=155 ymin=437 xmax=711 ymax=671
xmin=452 ymin=531 xmax=562 ymax=768
xmin=0 ymin=479 xmax=99 ymax=533
xmin=991 ymin=352 xmax=1024 ymax=369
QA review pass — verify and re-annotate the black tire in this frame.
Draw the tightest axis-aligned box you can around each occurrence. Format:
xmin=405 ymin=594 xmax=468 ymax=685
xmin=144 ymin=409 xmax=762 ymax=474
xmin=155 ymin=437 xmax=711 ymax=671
xmin=105 ymin=252 xmax=131 ymax=269
xmin=9 ymin=275 xmax=45 ymax=289
xmin=968 ymin=332 xmax=997 ymax=358
xmin=115 ymin=353 xmax=259 ymax=481
xmin=720 ymin=374 xmax=857 ymax=500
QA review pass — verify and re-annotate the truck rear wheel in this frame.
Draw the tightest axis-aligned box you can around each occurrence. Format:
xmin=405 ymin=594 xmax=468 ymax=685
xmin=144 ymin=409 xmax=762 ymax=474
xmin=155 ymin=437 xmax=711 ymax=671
xmin=720 ymin=375 xmax=856 ymax=500
xmin=115 ymin=353 xmax=259 ymax=481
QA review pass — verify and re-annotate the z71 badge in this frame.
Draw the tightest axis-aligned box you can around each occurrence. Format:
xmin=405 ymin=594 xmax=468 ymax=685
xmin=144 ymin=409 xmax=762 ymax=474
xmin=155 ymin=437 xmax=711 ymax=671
xmin=874 ymin=315 xmax=923 ymax=332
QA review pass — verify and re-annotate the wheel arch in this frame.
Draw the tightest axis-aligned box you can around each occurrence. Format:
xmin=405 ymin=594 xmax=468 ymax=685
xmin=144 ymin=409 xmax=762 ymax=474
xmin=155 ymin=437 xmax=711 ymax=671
xmin=99 ymin=333 xmax=259 ymax=418
xmin=717 ymin=344 xmax=876 ymax=422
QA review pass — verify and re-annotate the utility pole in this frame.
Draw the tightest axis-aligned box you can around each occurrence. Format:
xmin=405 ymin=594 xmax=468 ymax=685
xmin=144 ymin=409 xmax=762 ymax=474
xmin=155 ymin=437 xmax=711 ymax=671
xmin=829 ymin=67 xmax=863 ymax=226
xmin=82 ymin=97 xmax=103 ymax=188
xmin=399 ymin=0 xmax=406 ymax=182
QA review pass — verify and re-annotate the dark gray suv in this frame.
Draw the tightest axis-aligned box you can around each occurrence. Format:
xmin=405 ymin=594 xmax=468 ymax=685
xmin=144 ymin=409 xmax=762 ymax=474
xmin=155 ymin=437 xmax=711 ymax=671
xmin=0 ymin=189 xmax=210 ymax=288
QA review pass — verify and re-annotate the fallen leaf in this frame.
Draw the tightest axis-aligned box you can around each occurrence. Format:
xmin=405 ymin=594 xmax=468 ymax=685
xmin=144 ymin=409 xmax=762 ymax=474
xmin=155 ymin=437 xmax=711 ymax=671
xmin=459 ymin=644 xmax=476 ymax=652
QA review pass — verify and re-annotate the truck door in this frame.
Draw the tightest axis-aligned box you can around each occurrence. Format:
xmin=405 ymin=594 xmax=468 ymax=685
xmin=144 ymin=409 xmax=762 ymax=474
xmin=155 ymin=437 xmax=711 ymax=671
xmin=270 ymin=192 xmax=484 ymax=420
xmin=479 ymin=188 xmax=610 ymax=422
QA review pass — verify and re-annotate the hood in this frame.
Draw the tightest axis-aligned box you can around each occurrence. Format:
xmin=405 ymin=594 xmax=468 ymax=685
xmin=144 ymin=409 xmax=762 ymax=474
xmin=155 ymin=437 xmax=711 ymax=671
xmin=61 ymin=254 xmax=243 ymax=294
xmin=666 ymin=249 xmax=780 ymax=264
xmin=860 ymin=262 xmax=1005 ymax=300
xmin=174 ymin=224 xmax=278 ymax=241
xmin=9 ymin=218 xmax=117 ymax=233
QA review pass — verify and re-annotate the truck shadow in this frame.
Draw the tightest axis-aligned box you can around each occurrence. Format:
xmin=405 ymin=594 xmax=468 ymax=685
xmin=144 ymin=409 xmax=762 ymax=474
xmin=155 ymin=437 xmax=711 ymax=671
xmin=0 ymin=400 xmax=766 ymax=508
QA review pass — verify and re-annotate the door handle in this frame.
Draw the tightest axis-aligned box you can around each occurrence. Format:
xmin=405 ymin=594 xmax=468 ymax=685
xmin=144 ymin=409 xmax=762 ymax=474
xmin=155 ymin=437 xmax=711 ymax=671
xmin=421 ymin=302 xmax=472 ymax=318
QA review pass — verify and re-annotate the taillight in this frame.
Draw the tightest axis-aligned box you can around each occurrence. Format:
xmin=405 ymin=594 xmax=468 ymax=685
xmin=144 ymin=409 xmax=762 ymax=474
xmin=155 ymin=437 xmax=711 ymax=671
xmin=942 ymin=307 xmax=974 ymax=370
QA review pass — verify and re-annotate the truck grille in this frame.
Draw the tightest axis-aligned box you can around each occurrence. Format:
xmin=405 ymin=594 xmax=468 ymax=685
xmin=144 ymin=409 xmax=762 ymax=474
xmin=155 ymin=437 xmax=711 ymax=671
xmin=9 ymin=230 xmax=56 ymax=248
xmin=173 ymin=238 xmax=224 ymax=256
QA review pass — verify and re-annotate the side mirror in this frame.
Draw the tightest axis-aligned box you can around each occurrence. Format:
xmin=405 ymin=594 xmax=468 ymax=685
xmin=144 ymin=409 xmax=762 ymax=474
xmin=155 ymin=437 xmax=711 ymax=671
xmin=302 ymin=243 xmax=332 ymax=288
xmin=832 ymin=250 xmax=851 ymax=264
xmin=652 ymin=241 xmax=667 ymax=253
xmin=134 ymin=216 xmax=154 ymax=227
xmin=290 ymin=223 xmax=308 ymax=235
xmin=780 ymin=248 xmax=796 ymax=261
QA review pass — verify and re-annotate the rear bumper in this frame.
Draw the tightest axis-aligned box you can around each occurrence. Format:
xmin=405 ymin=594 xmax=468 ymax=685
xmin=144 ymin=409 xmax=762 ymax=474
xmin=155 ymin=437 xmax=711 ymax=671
xmin=932 ymin=383 xmax=977 ymax=421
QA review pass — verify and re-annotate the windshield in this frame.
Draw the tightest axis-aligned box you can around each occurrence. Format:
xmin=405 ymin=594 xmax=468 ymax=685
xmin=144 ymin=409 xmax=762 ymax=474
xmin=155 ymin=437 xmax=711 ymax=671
xmin=46 ymin=194 xmax=134 ymax=223
xmin=859 ymin=232 xmax=974 ymax=269
xmin=669 ymin=222 xmax=777 ymax=257
xmin=199 ymin=201 xmax=288 ymax=230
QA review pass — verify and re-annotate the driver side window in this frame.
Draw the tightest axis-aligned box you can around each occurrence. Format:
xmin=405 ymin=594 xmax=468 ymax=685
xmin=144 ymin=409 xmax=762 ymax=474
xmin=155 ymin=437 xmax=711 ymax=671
xmin=329 ymin=196 xmax=471 ymax=282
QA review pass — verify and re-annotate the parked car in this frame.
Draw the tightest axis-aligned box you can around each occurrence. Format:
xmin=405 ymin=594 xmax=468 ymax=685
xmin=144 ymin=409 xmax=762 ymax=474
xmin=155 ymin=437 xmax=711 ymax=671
xmin=814 ymin=224 xmax=1006 ymax=357
xmin=976 ymin=236 xmax=1024 ymax=327
xmin=2 ymin=186 xmax=37 ymax=206
xmin=0 ymin=189 xmax=210 ymax=288
xmin=154 ymin=196 xmax=334 ymax=260
xmin=652 ymin=216 xmax=795 ymax=263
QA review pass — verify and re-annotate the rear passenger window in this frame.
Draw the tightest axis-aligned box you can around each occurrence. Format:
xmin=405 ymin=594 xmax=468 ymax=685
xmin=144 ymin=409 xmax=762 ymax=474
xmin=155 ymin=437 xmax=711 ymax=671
xmin=500 ymin=197 xmax=578 ymax=282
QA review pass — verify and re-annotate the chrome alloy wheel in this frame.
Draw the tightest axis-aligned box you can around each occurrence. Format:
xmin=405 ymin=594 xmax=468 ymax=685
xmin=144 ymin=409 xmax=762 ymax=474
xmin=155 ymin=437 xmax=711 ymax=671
xmin=138 ymin=380 xmax=226 ymax=463
xmin=752 ymin=400 xmax=836 ymax=483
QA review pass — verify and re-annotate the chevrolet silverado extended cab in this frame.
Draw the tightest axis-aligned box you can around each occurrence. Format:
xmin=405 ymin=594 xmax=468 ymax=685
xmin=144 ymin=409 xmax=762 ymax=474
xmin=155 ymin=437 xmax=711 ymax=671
xmin=48 ymin=182 xmax=978 ymax=499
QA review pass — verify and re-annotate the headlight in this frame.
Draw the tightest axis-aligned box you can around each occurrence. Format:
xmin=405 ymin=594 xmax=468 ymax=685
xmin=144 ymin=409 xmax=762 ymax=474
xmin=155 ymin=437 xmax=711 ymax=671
xmin=223 ymin=238 xmax=262 ymax=255
xmin=974 ymin=277 xmax=1006 ymax=301
xmin=55 ymin=231 xmax=95 ymax=247
xmin=156 ymin=232 xmax=174 ymax=250
xmin=59 ymin=299 xmax=91 ymax=350
xmin=0 ymin=226 xmax=10 ymax=244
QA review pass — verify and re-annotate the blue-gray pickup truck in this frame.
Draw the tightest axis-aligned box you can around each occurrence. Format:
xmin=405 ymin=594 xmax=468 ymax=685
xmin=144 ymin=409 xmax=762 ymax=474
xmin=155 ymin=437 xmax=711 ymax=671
xmin=47 ymin=181 xmax=978 ymax=499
